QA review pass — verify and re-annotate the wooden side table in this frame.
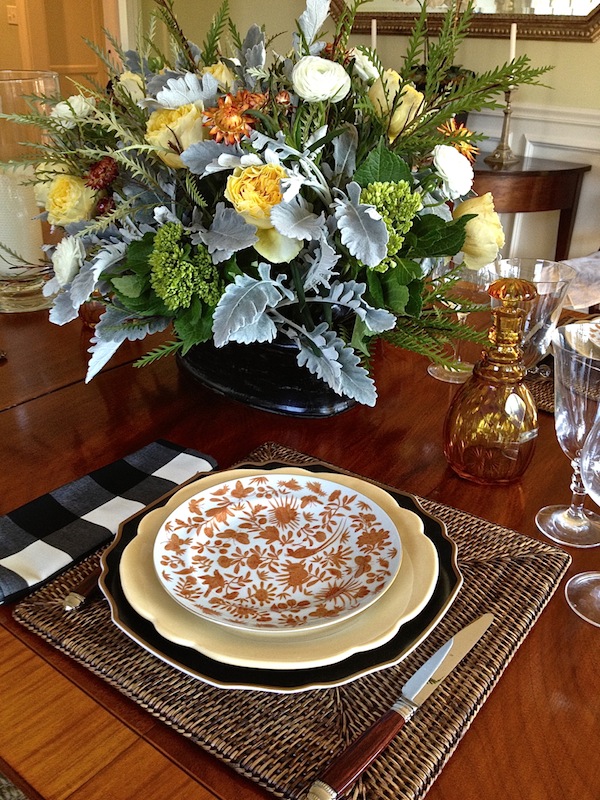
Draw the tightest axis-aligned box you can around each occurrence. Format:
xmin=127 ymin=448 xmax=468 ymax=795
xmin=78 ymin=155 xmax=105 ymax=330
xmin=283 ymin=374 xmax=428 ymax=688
xmin=472 ymin=153 xmax=591 ymax=261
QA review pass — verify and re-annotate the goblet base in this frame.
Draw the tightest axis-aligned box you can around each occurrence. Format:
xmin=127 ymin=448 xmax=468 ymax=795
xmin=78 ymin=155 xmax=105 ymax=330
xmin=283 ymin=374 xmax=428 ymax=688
xmin=427 ymin=362 xmax=473 ymax=384
xmin=565 ymin=572 xmax=600 ymax=626
xmin=535 ymin=504 xmax=600 ymax=548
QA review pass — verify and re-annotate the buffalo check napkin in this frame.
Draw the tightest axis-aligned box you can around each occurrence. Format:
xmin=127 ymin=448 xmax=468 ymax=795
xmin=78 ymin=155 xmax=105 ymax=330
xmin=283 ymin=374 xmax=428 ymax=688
xmin=0 ymin=440 xmax=216 ymax=604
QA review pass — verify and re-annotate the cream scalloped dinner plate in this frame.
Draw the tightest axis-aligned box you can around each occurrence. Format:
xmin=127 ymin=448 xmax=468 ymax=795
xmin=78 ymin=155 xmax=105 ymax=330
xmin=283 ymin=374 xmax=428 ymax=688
xmin=153 ymin=472 xmax=403 ymax=633
xmin=119 ymin=469 xmax=439 ymax=670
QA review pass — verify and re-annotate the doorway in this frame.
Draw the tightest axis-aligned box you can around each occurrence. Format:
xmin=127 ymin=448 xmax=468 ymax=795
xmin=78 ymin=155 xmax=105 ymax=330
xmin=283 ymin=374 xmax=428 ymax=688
xmin=15 ymin=0 xmax=140 ymax=94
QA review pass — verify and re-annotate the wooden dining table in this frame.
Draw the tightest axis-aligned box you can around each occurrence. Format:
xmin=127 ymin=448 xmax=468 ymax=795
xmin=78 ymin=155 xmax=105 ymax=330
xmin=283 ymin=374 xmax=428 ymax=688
xmin=0 ymin=308 xmax=598 ymax=800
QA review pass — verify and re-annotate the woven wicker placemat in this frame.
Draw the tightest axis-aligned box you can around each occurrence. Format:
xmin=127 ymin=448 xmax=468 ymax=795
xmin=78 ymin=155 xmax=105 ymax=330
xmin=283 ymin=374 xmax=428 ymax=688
xmin=13 ymin=444 xmax=571 ymax=800
xmin=526 ymin=376 xmax=554 ymax=413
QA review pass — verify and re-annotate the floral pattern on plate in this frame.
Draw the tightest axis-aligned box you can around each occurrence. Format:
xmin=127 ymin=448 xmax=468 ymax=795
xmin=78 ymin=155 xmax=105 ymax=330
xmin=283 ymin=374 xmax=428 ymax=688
xmin=154 ymin=473 xmax=401 ymax=631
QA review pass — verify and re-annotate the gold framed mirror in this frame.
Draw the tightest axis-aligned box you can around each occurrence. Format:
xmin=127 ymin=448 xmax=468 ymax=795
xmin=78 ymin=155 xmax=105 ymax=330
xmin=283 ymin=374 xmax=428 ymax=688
xmin=330 ymin=1 xmax=600 ymax=42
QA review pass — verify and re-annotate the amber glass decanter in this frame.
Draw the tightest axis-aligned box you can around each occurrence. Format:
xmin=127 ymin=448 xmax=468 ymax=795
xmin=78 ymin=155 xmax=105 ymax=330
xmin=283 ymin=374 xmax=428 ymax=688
xmin=443 ymin=277 xmax=539 ymax=484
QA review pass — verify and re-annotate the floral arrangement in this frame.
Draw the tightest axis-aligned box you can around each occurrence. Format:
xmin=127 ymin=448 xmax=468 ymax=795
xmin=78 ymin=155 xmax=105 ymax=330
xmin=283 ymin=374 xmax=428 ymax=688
xmin=4 ymin=0 xmax=548 ymax=406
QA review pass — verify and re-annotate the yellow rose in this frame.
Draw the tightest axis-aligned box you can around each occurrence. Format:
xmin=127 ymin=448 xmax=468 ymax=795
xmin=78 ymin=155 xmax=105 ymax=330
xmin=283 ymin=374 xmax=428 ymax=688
xmin=453 ymin=192 xmax=505 ymax=270
xmin=115 ymin=70 xmax=145 ymax=103
xmin=46 ymin=174 xmax=96 ymax=226
xmin=202 ymin=62 xmax=235 ymax=90
xmin=225 ymin=163 xmax=302 ymax=263
xmin=145 ymin=103 xmax=205 ymax=169
xmin=368 ymin=70 xmax=423 ymax=142
xmin=33 ymin=161 xmax=69 ymax=207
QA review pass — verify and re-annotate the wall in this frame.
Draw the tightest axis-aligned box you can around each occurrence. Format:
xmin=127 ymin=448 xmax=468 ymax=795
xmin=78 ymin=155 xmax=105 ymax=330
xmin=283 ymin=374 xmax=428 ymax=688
xmin=0 ymin=5 xmax=22 ymax=69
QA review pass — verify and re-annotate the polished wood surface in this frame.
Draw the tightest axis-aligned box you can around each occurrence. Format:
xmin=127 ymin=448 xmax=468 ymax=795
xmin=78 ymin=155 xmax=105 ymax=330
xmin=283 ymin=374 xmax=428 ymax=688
xmin=473 ymin=153 xmax=591 ymax=261
xmin=1 ymin=310 xmax=599 ymax=800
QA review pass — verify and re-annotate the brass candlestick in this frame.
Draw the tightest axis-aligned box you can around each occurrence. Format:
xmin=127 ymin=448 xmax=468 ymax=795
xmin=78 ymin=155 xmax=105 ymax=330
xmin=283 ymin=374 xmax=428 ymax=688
xmin=484 ymin=87 xmax=520 ymax=168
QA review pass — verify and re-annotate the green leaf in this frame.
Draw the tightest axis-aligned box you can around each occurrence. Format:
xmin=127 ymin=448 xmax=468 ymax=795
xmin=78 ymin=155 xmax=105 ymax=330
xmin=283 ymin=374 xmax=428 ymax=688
xmin=111 ymin=273 xmax=145 ymax=299
xmin=403 ymin=214 xmax=473 ymax=258
xmin=394 ymin=258 xmax=424 ymax=284
xmin=366 ymin=269 xmax=385 ymax=308
xmin=381 ymin=269 xmax=410 ymax=314
xmin=350 ymin=316 xmax=373 ymax=356
xmin=122 ymin=232 xmax=155 ymax=276
xmin=405 ymin=278 xmax=425 ymax=318
xmin=353 ymin=139 xmax=413 ymax=188
xmin=174 ymin=297 xmax=215 ymax=352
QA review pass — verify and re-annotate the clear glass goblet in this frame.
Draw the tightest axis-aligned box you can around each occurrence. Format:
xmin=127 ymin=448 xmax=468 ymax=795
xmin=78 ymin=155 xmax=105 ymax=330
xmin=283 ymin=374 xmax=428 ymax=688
xmin=427 ymin=261 xmax=494 ymax=384
xmin=489 ymin=258 xmax=576 ymax=372
xmin=565 ymin=416 xmax=600 ymax=625
xmin=536 ymin=322 xmax=600 ymax=547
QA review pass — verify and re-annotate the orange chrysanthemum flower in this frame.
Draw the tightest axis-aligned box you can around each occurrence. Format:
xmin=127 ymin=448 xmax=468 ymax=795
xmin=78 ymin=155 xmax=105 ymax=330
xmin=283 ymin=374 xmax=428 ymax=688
xmin=237 ymin=89 xmax=266 ymax=111
xmin=438 ymin=117 xmax=479 ymax=163
xmin=203 ymin=94 xmax=256 ymax=145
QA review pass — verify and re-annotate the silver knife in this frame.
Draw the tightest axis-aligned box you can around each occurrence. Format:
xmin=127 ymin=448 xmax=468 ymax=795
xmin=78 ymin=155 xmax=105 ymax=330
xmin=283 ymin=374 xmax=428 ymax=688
xmin=306 ymin=613 xmax=494 ymax=800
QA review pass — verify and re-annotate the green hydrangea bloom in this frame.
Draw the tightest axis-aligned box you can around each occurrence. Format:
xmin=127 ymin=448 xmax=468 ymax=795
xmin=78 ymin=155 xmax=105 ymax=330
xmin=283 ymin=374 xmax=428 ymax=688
xmin=149 ymin=222 xmax=221 ymax=311
xmin=361 ymin=181 xmax=423 ymax=268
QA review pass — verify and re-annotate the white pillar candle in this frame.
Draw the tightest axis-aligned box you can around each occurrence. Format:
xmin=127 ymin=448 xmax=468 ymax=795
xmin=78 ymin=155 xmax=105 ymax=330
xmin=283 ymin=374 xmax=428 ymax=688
xmin=509 ymin=23 xmax=517 ymax=61
xmin=0 ymin=167 xmax=44 ymax=277
xmin=371 ymin=18 xmax=377 ymax=51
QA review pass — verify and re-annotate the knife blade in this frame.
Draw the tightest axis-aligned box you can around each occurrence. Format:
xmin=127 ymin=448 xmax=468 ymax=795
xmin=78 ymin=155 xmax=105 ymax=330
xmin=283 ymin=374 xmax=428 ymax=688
xmin=305 ymin=613 xmax=494 ymax=800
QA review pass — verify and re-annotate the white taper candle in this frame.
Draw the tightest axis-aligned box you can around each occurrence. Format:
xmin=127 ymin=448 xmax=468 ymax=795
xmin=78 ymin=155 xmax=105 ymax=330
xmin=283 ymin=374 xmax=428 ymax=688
xmin=509 ymin=23 xmax=517 ymax=61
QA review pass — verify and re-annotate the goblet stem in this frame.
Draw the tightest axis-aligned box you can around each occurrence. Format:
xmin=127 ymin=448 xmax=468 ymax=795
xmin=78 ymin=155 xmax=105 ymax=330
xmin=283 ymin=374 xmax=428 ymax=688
xmin=426 ymin=311 xmax=473 ymax=383
xmin=565 ymin=459 xmax=589 ymax=522
xmin=535 ymin=455 xmax=600 ymax=547
xmin=453 ymin=311 xmax=469 ymax=366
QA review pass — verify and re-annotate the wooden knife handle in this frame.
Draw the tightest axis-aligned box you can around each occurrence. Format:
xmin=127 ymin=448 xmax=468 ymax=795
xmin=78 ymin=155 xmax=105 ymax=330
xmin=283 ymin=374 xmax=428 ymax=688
xmin=306 ymin=705 xmax=410 ymax=800
xmin=62 ymin=567 xmax=101 ymax=610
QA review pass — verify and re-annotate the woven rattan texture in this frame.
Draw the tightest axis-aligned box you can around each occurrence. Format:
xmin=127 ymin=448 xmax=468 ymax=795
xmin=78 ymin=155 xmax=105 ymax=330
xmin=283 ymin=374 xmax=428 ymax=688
xmin=526 ymin=377 xmax=554 ymax=413
xmin=13 ymin=444 xmax=570 ymax=800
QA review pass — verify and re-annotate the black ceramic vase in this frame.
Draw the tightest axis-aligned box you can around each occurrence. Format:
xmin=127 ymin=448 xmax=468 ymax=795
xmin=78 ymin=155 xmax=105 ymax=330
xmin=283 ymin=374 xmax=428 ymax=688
xmin=177 ymin=338 xmax=356 ymax=418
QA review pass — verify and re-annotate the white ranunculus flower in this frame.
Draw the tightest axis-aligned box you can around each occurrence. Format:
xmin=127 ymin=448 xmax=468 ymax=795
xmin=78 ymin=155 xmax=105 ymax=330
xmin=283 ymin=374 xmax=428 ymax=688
xmin=350 ymin=48 xmax=379 ymax=82
xmin=51 ymin=236 xmax=86 ymax=287
xmin=292 ymin=56 xmax=351 ymax=103
xmin=51 ymin=95 xmax=96 ymax=129
xmin=433 ymin=145 xmax=474 ymax=200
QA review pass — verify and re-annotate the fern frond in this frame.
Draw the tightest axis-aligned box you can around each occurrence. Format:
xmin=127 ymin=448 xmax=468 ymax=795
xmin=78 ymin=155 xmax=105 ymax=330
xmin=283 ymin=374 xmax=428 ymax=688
xmin=184 ymin=173 xmax=208 ymax=210
xmin=151 ymin=0 xmax=197 ymax=72
xmin=83 ymin=36 xmax=123 ymax=79
xmin=202 ymin=0 xmax=229 ymax=65
xmin=134 ymin=340 xmax=183 ymax=367
xmin=228 ymin=19 xmax=243 ymax=52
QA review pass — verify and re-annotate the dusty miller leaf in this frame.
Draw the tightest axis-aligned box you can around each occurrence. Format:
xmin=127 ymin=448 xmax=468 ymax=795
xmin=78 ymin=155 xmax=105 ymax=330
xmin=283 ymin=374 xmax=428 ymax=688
xmin=86 ymin=308 xmax=170 ymax=381
xmin=332 ymin=124 xmax=358 ymax=180
xmin=332 ymin=182 xmax=388 ymax=268
xmin=192 ymin=202 xmax=258 ymax=263
xmin=303 ymin=237 xmax=340 ymax=291
xmin=270 ymin=196 xmax=325 ymax=242
xmin=297 ymin=0 xmax=330 ymax=46
xmin=297 ymin=324 xmax=376 ymax=406
xmin=212 ymin=263 xmax=291 ymax=346
xmin=181 ymin=140 xmax=241 ymax=177
xmin=155 ymin=72 xmax=218 ymax=108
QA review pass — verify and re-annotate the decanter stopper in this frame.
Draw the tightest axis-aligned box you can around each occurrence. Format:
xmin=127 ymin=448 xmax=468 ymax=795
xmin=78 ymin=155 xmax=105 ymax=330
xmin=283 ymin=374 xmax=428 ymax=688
xmin=443 ymin=277 xmax=539 ymax=484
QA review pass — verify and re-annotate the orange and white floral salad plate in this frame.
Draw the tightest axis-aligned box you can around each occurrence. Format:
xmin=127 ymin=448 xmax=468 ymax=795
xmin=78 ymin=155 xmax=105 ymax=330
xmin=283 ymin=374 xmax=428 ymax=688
xmin=119 ymin=469 xmax=440 ymax=671
xmin=153 ymin=473 xmax=402 ymax=632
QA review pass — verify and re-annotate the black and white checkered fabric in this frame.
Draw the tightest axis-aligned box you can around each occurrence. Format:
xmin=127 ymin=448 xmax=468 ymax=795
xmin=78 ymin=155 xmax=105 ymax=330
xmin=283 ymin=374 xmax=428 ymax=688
xmin=0 ymin=440 xmax=216 ymax=604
